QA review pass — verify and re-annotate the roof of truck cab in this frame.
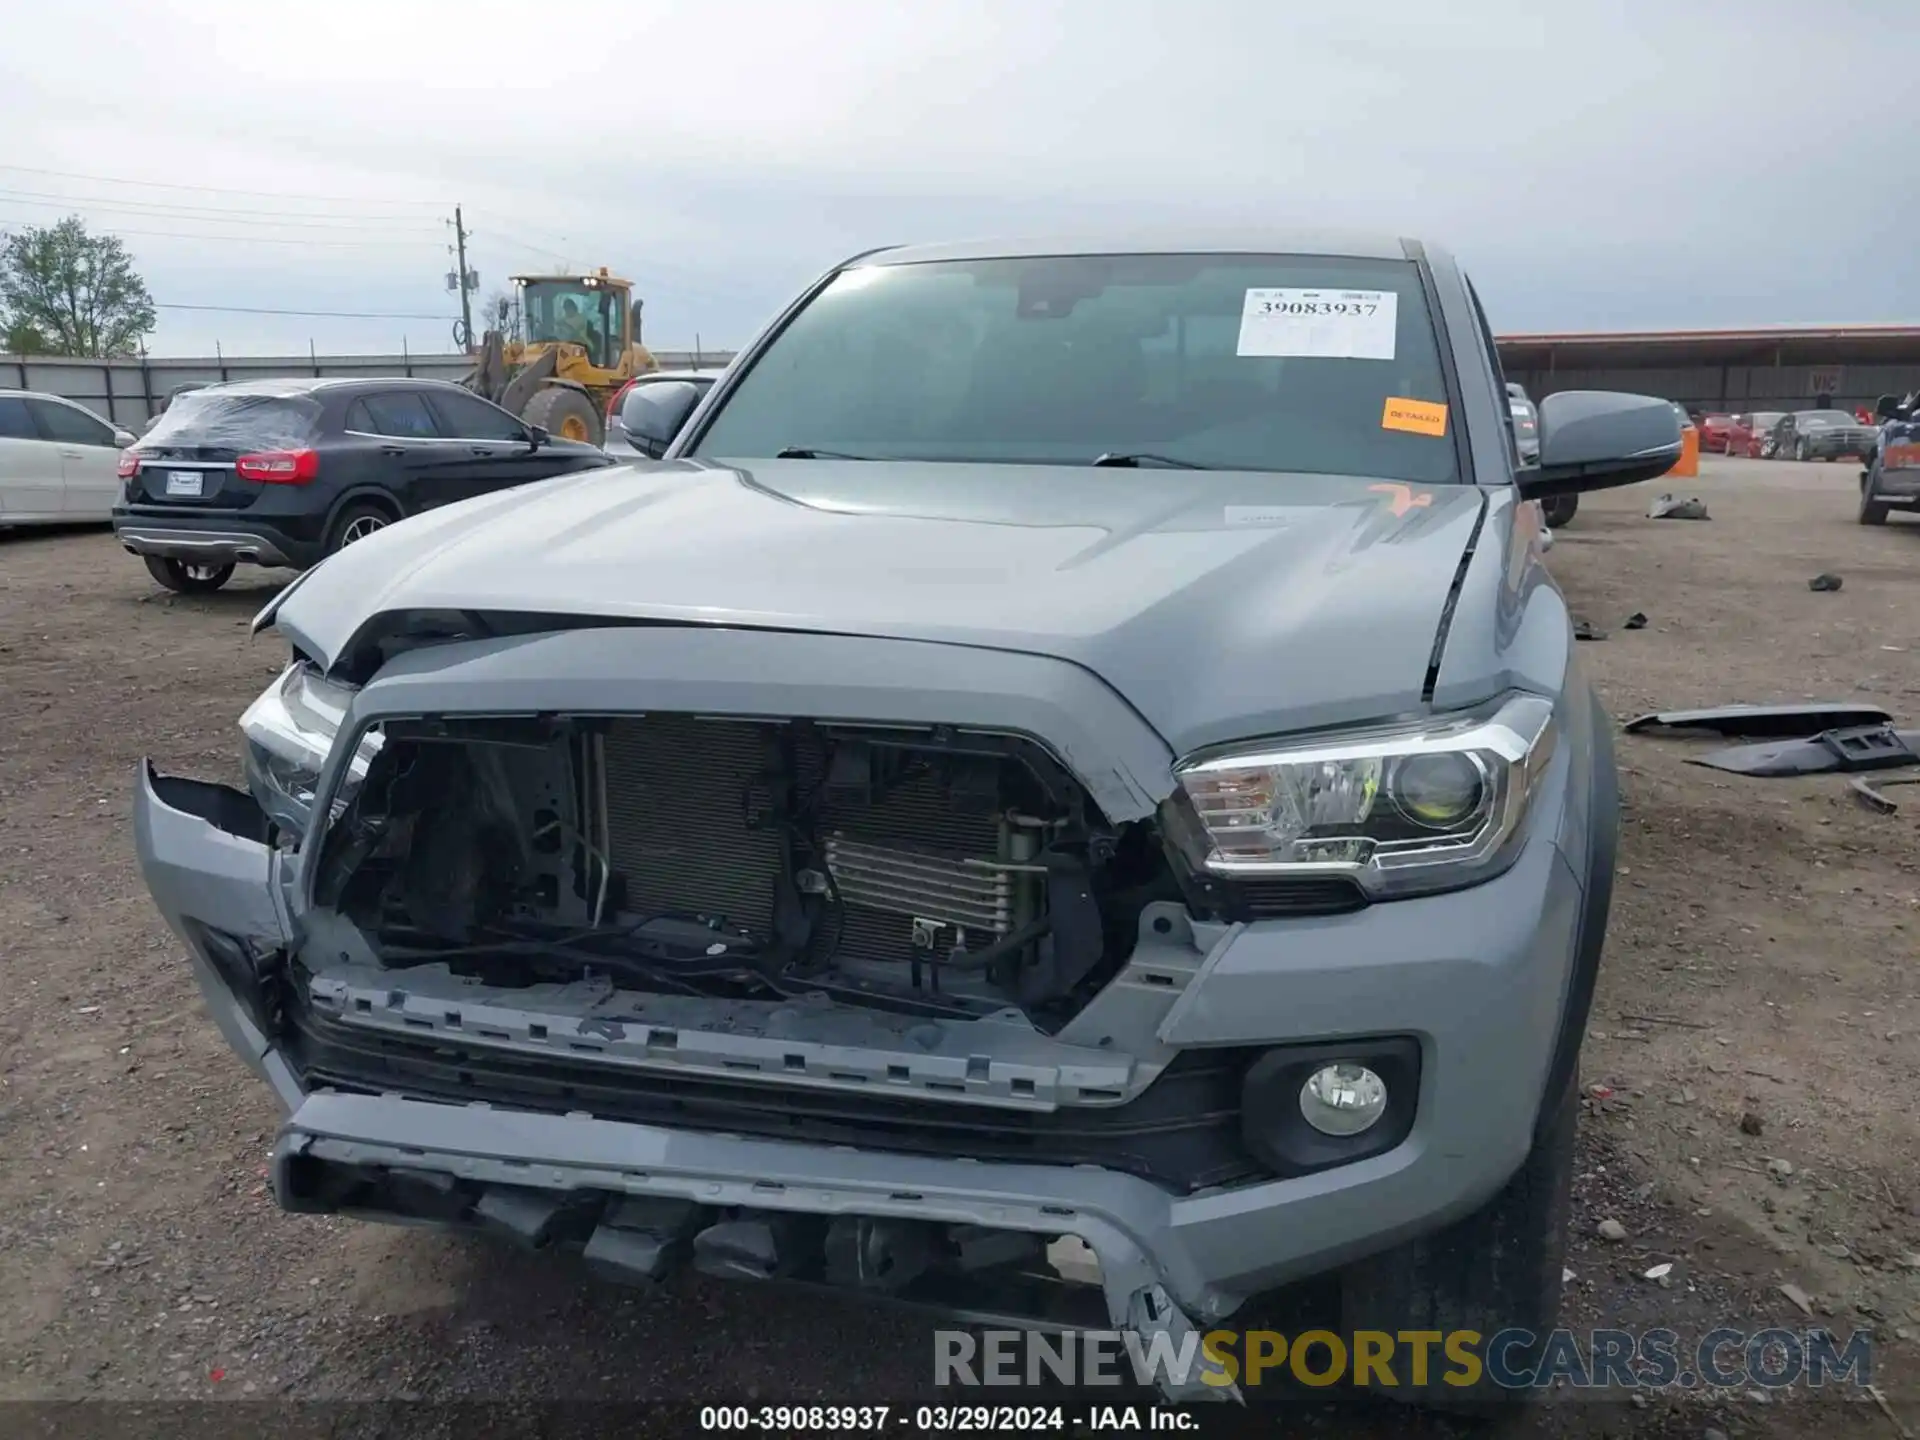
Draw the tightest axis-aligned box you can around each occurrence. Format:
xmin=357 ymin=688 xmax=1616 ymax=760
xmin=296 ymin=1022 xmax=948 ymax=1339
xmin=861 ymin=231 xmax=1421 ymax=265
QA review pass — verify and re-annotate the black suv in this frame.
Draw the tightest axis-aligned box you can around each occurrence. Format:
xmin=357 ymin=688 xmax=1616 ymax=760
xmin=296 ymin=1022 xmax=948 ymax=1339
xmin=113 ymin=377 xmax=610 ymax=593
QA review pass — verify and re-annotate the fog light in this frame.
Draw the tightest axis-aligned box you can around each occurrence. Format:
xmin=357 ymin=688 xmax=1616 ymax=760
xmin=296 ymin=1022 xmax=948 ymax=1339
xmin=1299 ymin=1063 xmax=1388 ymax=1137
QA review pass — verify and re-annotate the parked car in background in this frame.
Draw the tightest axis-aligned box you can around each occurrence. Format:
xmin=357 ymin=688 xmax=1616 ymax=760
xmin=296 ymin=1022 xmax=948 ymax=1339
xmin=1759 ymin=414 xmax=1791 ymax=458
xmin=0 ymin=388 xmax=137 ymax=526
xmin=1695 ymin=412 xmax=1735 ymax=454
xmin=1859 ymin=393 xmax=1920 ymax=526
xmin=1501 ymin=383 xmax=1566 ymax=532
xmin=605 ymin=370 xmax=718 ymax=457
xmin=1505 ymin=382 xmax=1541 ymax=465
xmin=139 ymin=381 xmax=217 ymax=436
xmin=1777 ymin=408 xmax=1879 ymax=463
xmin=1726 ymin=411 xmax=1785 ymax=459
xmin=136 ymin=230 xmax=1683 ymax=1413
xmin=112 ymin=377 xmax=611 ymax=593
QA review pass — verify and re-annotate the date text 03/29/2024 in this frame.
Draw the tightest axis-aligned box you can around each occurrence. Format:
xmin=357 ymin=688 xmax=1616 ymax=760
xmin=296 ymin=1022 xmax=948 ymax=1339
xmin=698 ymin=1407 xmax=1189 ymax=1432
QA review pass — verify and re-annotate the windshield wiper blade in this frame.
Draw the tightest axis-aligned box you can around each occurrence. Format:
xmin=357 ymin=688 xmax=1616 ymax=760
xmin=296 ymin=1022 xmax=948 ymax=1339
xmin=775 ymin=446 xmax=876 ymax=460
xmin=1090 ymin=451 xmax=1210 ymax=469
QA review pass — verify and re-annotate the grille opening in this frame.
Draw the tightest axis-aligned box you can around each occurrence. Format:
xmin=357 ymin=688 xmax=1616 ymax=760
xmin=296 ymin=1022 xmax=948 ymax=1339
xmin=316 ymin=709 xmax=1366 ymax=1038
xmin=320 ymin=711 xmax=1211 ymax=1031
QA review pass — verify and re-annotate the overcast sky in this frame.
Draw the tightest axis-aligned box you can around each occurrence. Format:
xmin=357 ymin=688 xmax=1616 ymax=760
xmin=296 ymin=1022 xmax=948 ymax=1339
xmin=4 ymin=0 xmax=1914 ymax=357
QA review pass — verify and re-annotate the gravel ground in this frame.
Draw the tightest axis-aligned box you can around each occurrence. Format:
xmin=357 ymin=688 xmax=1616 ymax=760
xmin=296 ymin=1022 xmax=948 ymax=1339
xmin=1 ymin=456 xmax=1916 ymax=1438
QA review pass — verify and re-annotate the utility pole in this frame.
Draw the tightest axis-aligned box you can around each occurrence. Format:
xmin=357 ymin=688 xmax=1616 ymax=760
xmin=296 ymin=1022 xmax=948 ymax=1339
xmin=447 ymin=206 xmax=477 ymax=351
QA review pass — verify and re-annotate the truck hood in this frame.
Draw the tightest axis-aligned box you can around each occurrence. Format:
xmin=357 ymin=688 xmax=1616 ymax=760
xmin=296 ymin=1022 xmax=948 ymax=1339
xmin=267 ymin=459 xmax=1485 ymax=755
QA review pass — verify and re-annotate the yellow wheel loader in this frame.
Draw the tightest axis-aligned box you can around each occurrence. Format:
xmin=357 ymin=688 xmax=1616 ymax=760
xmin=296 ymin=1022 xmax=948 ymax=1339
xmin=465 ymin=269 xmax=659 ymax=447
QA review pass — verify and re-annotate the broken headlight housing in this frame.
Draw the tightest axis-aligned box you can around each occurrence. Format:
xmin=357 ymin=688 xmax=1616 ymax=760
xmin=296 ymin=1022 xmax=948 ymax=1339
xmin=239 ymin=661 xmax=379 ymax=836
xmin=1164 ymin=694 xmax=1556 ymax=899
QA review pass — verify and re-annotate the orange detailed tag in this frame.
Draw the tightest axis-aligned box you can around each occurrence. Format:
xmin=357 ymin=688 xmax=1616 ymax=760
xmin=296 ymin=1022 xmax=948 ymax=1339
xmin=1381 ymin=396 xmax=1448 ymax=437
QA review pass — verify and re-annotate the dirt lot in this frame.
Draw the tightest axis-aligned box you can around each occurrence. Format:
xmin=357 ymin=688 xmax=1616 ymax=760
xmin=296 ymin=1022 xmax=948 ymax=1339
xmin=2 ymin=457 xmax=1918 ymax=1437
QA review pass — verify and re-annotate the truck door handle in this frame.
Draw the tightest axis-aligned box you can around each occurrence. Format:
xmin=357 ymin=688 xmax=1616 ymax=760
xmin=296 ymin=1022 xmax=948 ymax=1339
xmin=379 ymin=445 xmax=406 ymax=457
xmin=60 ymin=449 xmax=84 ymax=459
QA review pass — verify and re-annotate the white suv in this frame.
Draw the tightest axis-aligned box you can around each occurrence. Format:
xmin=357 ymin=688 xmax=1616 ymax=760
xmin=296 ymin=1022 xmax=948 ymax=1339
xmin=0 ymin=388 xmax=135 ymax=526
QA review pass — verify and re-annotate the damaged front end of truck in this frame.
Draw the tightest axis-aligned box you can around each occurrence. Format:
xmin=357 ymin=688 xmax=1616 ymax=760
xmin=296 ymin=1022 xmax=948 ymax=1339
xmin=139 ymin=610 xmax=1344 ymax=1398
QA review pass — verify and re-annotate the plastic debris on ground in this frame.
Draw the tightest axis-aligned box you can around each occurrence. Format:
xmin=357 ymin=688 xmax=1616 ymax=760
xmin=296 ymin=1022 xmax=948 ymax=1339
xmin=1647 ymin=493 xmax=1710 ymax=520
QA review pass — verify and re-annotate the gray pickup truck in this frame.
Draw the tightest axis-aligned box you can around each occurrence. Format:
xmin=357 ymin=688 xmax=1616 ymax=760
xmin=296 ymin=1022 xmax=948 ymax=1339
xmin=136 ymin=232 xmax=1678 ymax=1408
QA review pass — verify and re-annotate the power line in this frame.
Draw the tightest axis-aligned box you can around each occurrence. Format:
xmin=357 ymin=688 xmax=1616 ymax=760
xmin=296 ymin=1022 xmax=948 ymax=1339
xmin=490 ymin=230 xmax=574 ymax=266
xmin=155 ymin=302 xmax=460 ymax=320
xmin=0 ymin=192 xmax=444 ymax=233
xmin=0 ymin=212 xmax=440 ymax=248
xmin=0 ymin=185 xmax=448 ymax=226
xmin=0 ymin=163 xmax=449 ymax=207
xmin=478 ymin=225 xmax=744 ymax=306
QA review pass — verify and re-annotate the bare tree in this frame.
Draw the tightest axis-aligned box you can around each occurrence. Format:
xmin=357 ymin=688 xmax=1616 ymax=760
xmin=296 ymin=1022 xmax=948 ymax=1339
xmin=480 ymin=289 xmax=520 ymax=343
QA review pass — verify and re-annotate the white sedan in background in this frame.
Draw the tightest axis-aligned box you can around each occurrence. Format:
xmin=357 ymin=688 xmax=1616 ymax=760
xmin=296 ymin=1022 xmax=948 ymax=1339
xmin=0 ymin=389 xmax=135 ymax=525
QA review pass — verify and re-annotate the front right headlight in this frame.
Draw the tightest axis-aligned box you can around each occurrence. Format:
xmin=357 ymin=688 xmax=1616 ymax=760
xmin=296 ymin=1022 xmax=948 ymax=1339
xmin=239 ymin=662 xmax=380 ymax=835
xmin=1163 ymin=693 xmax=1557 ymax=899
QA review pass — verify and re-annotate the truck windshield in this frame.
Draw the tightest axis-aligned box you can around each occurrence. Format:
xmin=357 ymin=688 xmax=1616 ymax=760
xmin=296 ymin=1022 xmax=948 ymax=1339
xmin=692 ymin=253 xmax=1459 ymax=483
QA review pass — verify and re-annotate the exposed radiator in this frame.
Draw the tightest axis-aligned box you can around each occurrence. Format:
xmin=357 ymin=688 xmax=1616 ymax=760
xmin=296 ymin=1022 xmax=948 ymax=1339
xmin=601 ymin=715 xmax=785 ymax=932
xmin=823 ymin=836 xmax=1014 ymax=935
xmin=599 ymin=716 xmax=1010 ymax=964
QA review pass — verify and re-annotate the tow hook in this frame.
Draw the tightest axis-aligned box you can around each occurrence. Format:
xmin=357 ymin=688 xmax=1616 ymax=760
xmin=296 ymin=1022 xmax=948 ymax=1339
xmin=1126 ymin=1282 xmax=1240 ymax=1404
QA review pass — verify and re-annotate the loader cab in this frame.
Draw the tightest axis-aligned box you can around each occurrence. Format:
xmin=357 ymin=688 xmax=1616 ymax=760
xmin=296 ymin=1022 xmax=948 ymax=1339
xmin=517 ymin=274 xmax=631 ymax=370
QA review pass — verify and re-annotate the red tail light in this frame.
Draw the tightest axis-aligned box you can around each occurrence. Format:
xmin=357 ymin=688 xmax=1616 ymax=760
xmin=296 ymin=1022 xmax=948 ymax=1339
xmin=117 ymin=450 xmax=141 ymax=479
xmin=235 ymin=449 xmax=319 ymax=484
xmin=606 ymin=379 xmax=638 ymax=422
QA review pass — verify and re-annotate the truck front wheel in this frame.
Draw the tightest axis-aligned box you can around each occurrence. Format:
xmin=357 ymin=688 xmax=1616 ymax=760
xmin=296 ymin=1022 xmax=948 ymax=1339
xmin=1338 ymin=1074 xmax=1577 ymax=1412
xmin=1539 ymin=493 xmax=1579 ymax=529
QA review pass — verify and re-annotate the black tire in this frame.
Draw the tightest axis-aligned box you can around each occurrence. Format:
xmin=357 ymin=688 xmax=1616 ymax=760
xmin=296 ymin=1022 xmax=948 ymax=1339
xmin=523 ymin=385 xmax=604 ymax=447
xmin=1539 ymin=493 xmax=1578 ymax=529
xmin=1796 ymin=438 xmax=1810 ymax=462
xmin=1860 ymin=475 xmax=1890 ymax=526
xmin=1338 ymin=1076 xmax=1578 ymax=1413
xmin=142 ymin=555 xmax=233 ymax=594
xmin=328 ymin=500 xmax=396 ymax=555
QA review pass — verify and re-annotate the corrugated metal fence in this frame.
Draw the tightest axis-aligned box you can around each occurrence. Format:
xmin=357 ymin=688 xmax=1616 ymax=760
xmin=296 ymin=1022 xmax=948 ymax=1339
xmin=15 ymin=346 xmax=1916 ymax=432
xmin=0 ymin=349 xmax=737 ymax=429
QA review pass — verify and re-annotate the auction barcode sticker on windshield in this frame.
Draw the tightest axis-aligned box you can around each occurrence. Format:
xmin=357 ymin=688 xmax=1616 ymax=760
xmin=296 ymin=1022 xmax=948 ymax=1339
xmin=1236 ymin=288 xmax=1397 ymax=360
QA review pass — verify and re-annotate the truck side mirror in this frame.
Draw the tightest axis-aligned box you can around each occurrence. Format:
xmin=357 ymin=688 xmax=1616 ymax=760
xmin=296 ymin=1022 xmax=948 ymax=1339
xmin=619 ymin=380 xmax=700 ymax=458
xmin=1518 ymin=390 xmax=1684 ymax=500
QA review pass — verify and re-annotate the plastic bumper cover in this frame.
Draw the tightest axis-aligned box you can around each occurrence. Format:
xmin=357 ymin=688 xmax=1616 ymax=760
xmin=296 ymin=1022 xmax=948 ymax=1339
xmin=137 ymin=760 xmax=1582 ymax=1331
xmin=113 ymin=511 xmax=313 ymax=568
